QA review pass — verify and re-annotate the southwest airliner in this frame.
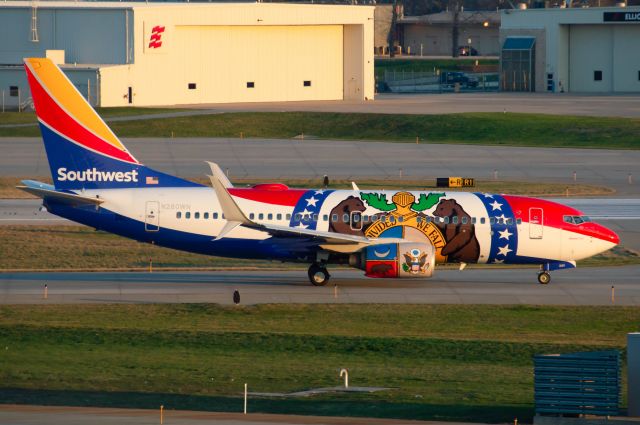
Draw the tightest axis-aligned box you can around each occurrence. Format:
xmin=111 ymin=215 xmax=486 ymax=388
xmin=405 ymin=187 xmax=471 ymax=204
xmin=20 ymin=58 xmax=619 ymax=286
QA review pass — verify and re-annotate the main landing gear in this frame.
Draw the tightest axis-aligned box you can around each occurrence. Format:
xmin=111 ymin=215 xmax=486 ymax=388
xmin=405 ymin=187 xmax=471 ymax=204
xmin=308 ymin=263 xmax=331 ymax=286
xmin=537 ymin=271 xmax=551 ymax=285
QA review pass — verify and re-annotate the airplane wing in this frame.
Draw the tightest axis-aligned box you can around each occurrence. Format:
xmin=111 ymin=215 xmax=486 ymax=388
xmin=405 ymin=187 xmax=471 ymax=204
xmin=206 ymin=162 xmax=402 ymax=253
xmin=17 ymin=180 xmax=104 ymax=206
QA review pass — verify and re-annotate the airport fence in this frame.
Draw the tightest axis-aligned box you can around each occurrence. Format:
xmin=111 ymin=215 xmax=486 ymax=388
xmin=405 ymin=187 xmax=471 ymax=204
xmin=379 ymin=69 xmax=500 ymax=94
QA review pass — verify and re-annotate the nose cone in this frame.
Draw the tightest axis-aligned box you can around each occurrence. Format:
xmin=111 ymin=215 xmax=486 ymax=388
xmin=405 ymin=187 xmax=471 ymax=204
xmin=589 ymin=223 xmax=620 ymax=246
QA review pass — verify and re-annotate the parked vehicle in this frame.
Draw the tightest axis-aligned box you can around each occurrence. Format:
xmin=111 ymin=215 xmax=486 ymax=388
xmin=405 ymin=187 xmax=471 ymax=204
xmin=439 ymin=71 xmax=479 ymax=88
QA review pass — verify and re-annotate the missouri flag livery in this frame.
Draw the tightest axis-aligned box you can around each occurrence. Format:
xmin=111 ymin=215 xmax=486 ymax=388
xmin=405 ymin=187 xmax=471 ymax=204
xmin=19 ymin=58 xmax=619 ymax=286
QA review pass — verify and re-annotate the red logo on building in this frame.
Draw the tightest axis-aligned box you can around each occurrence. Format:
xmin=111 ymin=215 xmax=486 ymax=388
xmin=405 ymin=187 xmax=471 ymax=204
xmin=148 ymin=26 xmax=165 ymax=49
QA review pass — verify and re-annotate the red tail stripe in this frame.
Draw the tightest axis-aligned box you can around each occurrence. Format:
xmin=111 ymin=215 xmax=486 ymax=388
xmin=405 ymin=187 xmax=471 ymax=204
xmin=26 ymin=66 xmax=137 ymax=164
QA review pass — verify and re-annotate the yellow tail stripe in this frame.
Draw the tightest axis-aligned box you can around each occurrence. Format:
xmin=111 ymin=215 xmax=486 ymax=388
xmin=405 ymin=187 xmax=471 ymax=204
xmin=25 ymin=58 xmax=127 ymax=152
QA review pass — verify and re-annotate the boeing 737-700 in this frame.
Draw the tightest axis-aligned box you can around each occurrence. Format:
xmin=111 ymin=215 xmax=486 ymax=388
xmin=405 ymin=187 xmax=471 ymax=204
xmin=19 ymin=58 xmax=619 ymax=285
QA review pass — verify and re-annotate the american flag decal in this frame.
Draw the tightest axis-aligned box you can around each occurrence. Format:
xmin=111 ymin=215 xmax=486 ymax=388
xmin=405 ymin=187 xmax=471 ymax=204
xmin=289 ymin=189 xmax=334 ymax=230
xmin=148 ymin=26 xmax=165 ymax=49
xmin=476 ymin=193 xmax=519 ymax=264
xmin=146 ymin=176 xmax=159 ymax=185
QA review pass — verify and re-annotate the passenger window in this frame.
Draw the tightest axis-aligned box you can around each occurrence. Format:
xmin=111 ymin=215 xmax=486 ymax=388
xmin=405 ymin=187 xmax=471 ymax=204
xmin=195 ymin=212 xmax=200 ymax=219
xmin=185 ymin=212 xmax=191 ymax=219
xmin=295 ymin=213 xmax=302 ymax=221
xmin=343 ymin=214 xmax=349 ymax=222
xmin=397 ymin=216 xmax=404 ymax=223
xmin=452 ymin=216 xmax=459 ymax=224
xmin=332 ymin=214 xmax=338 ymax=222
xmin=176 ymin=212 xmax=182 ymax=219
xmin=249 ymin=213 xmax=255 ymax=220
xmin=489 ymin=217 xmax=495 ymax=225
xmin=286 ymin=214 xmax=291 ymax=220
xmin=444 ymin=217 xmax=450 ymax=224
xmin=480 ymin=217 xmax=486 ymax=224
xmin=389 ymin=216 xmax=396 ymax=224
xmin=204 ymin=212 xmax=209 ymax=219
xmin=517 ymin=218 xmax=522 ymax=225
xmin=213 ymin=212 xmax=218 ymax=219
xmin=471 ymin=217 xmax=476 ymax=224
xmin=259 ymin=213 xmax=264 ymax=220
xmin=277 ymin=213 xmax=282 ymax=220
xmin=268 ymin=213 xmax=273 ymax=220
xmin=313 ymin=214 xmax=318 ymax=221
xmin=426 ymin=216 xmax=432 ymax=223
xmin=461 ymin=217 xmax=468 ymax=224
xmin=322 ymin=214 xmax=328 ymax=221
xmin=507 ymin=218 xmax=513 ymax=225
xmin=222 ymin=214 xmax=225 ymax=219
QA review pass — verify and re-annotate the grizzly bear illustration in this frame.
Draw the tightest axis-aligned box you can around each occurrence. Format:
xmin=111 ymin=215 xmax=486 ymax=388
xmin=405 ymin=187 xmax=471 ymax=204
xmin=328 ymin=196 xmax=367 ymax=236
xmin=432 ymin=199 xmax=480 ymax=263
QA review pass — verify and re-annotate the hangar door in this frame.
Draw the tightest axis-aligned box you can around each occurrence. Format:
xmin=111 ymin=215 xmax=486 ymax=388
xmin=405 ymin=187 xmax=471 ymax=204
xmin=569 ymin=25 xmax=640 ymax=93
xmin=176 ymin=25 xmax=344 ymax=103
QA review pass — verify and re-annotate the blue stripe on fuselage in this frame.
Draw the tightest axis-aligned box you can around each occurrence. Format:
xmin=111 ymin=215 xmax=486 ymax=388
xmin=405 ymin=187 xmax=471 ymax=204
xmin=46 ymin=202 xmax=308 ymax=262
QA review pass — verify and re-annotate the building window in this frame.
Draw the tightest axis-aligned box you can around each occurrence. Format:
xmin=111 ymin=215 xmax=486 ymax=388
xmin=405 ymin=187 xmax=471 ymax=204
xmin=594 ymin=70 xmax=602 ymax=81
xmin=188 ymin=83 xmax=196 ymax=90
xmin=247 ymin=82 xmax=255 ymax=88
xmin=9 ymin=86 xmax=19 ymax=97
xmin=303 ymin=80 xmax=311 ymax=87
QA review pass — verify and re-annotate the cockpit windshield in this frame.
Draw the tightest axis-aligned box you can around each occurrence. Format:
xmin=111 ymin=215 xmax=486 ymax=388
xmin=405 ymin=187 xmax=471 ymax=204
xmin=563 ymin=215 xmax=591 ymax=225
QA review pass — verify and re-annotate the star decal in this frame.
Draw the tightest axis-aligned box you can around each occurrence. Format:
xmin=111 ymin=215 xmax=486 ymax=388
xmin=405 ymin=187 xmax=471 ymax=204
xmin=490 ymin=200 xmax=503 ymax=211
xmin=295 ymin=223 xmax=309 ymax=229
xmin=314 ymin=189 xmax=325 ymax=195
xmin=496 ymin=214 xmax=508 ymax=222
xmin=498 ymin=229 xmax=513 ymax=240
xmin=300 ymin=209 xmax=312 ymax=218
xmin=497 ymin=244 xmax=512 ymax=257
xmin=493 ymin=259 xmax=504 ymax=264
xmin=483 ymin=193 xmax=494 ymax=198
xmin=305 ymin=197 xmax=318 ymax=207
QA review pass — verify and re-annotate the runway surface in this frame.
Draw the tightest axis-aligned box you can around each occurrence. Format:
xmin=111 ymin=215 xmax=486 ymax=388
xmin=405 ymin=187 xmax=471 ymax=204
xmin=0 ymin=405 xmax=476 ymax=425
xmin=177 ymin=92 xmax=640 ymax=118
xmin=3 ymin=138 xmax=639 ymax=196
xmin=1 ymin=267 xmax=638 ymax=305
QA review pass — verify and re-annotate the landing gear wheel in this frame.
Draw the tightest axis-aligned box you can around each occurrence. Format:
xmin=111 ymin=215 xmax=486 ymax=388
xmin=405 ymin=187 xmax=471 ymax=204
xmin=537 ymin=272 xmax=551 ymax=285
xmin=308 ymin=264 xmax=330 ymax=286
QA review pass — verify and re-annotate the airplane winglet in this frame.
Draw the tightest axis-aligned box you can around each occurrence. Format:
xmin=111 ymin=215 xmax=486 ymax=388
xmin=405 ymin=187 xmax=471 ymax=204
xmin=207 ymin=162 xmax=233 ymax=188
xmin=206 ymin=164 xmax=249 ymax=240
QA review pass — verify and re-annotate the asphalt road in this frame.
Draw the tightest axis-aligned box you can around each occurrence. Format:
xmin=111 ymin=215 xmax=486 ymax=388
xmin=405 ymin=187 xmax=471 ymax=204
xmin=0 ymin=405 xmax=479 ymax=425
xmin=177 ymin=92 xmax=640 ymax=118
xmin=1 ymin=267 xmax=638 ymax=305
xmin=3 ymin=137 xmax=639 ymax=197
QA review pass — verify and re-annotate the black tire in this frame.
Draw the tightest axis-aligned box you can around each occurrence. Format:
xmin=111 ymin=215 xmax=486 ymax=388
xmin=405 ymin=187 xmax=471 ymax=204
xmin=537 ymin=272 xmax=551 ymax=285
xmin=308 ymin=264 xmax=330 ymax=286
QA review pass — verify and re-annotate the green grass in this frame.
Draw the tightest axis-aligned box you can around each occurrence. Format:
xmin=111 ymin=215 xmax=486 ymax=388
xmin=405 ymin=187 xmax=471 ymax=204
xmin=0 ymin=304 xmax=636 ymax=422
xmin=2 ymin=223 xmax=636 ymax=271
xmin=0 ymin=107 xmax=188 ymax=125
xmin=2 ymin=112 xmax=638 ymax=149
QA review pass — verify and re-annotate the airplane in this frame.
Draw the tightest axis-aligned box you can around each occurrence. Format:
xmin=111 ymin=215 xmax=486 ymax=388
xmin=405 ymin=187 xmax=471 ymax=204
xmin=19 ymin=57 xmax=620 ymax=286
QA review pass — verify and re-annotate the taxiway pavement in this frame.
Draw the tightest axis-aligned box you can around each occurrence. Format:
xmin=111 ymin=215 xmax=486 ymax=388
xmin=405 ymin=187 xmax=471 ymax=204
xmin=1 ymin=267 xmax=638 ymax=306
xmin=2 ymin=138 xmax=639 ymax=196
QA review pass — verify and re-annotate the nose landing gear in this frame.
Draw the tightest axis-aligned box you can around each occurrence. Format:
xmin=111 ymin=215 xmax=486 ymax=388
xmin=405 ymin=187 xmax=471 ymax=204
xmin=537 ymin=271 xmax=551 ymax=285
xmin=308 ymin=263 xmax=330 ymax=286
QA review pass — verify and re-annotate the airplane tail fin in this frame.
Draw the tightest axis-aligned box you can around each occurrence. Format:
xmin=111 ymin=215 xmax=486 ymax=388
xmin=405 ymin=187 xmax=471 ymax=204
xmin=24 ymin=58 xmax=199 ymax=190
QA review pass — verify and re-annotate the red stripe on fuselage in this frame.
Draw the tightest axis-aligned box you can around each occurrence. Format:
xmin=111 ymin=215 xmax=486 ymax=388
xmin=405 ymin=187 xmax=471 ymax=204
xmin=229 ymin=188 xmax=307 ymax=207
xmin=26 ymin=66 xmax=137 ymax=164
xmin=502 ymin=195 xmax=617 ymax=243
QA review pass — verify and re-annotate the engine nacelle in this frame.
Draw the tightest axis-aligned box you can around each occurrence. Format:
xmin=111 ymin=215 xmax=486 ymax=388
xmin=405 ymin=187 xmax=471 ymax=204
xmin=349 ymin=242 xmax=436 ymax=278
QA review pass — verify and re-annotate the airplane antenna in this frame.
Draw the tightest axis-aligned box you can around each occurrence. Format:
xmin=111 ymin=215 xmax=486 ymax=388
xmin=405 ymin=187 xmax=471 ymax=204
xmin=323 ymin=175 xmax=329 ymax=189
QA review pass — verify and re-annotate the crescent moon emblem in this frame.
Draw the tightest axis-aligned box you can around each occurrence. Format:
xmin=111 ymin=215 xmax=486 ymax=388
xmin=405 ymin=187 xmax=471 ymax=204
xmin=374 ymin=248 xmax=391 ymax=258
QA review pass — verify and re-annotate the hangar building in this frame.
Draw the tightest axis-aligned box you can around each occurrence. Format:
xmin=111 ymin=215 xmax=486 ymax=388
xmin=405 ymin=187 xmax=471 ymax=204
xmin=500 ymin=6 xmax=640 ymax=93
xmin=0 ymin=1 xmax=374 ymax=108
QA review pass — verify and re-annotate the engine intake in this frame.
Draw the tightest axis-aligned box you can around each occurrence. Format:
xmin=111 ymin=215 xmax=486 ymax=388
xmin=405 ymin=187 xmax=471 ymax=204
xmin=349 ymin=242 xmax=436 ymax=278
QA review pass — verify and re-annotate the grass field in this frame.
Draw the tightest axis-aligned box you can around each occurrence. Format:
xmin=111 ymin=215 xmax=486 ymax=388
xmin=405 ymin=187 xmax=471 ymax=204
xmin=0 ymin=176 xmax=615 ymax=199
xmin=0 ymin=108 xmax=187 ymax=125
xmin=0 ymin=304 xmax=636 ymax=422
xmin=1 ymin=225 xmax=637 ymax=271
xmin=374 ymin=58 xmax=499 ymax=79
xmin=2 ymin=112 xmax=639 ymax=149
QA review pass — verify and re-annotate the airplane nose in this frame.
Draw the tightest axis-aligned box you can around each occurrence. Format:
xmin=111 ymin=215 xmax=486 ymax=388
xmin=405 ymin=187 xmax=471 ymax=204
xmin=590 ymin=223 xmax=620 ymax=245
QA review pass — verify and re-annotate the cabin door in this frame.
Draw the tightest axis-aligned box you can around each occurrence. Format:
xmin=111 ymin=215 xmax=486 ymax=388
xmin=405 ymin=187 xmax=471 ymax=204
xmin=145 ymin=201 xmax=160 ymax=232
xmin=529 ymin=207 xmax=543 ymax=239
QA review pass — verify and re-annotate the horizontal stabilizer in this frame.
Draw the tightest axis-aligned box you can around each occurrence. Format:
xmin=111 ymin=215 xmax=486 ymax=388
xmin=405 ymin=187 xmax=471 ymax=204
xmin=17 ymin=180 xmax=104 ymax=206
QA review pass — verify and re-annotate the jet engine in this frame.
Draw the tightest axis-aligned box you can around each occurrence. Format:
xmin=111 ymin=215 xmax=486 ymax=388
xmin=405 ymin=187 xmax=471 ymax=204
xmin=349 ymin=242 xmax=436 ymax=278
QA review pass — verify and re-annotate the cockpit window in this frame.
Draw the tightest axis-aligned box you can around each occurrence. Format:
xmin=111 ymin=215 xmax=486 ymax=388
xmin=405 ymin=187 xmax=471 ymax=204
xmin=564 ymin=215 xmax=591 ymax=225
